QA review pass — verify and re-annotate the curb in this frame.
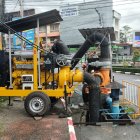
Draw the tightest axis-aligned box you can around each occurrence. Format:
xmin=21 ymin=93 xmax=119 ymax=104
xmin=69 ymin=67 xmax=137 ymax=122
xmin=135 ymin=73 xmax=140 ymax=76
xmin=115 ymin=71 xmax=121 ymax=73
xmin=67 ymin=117 xmax=77 ymax=140
xmin=114 ymin=71 xmax=140 ymax=76
xmin=125 ymin=72 xmax=131 ymax=74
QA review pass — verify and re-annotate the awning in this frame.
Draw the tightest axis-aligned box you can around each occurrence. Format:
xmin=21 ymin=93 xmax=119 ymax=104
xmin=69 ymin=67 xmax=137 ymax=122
xmin=0 ymin=9 xmax=63 ymax=34
xmin=79 ymin=27 xmax=116 ymax=41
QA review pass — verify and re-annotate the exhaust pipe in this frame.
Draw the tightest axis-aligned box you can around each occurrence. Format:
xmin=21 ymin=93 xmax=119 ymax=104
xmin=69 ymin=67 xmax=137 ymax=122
xmin=71 ymin=32 xmax=110 ymax=69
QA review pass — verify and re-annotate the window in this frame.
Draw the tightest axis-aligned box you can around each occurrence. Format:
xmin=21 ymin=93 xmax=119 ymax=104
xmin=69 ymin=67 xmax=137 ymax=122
xmin=39 ymin=26 xmax=46 ymax=32
xmin=50 ymin=23 xmax=59 ymax=32
xmin=124 ymin=46 xmax=127 ymax=49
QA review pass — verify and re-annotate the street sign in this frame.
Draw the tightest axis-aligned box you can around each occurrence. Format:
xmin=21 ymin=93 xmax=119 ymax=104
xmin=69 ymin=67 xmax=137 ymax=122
xmin=60 ymin=6 xmax=79 ymax=18
xmin=133 ymin=31 xmax=140 ymax=47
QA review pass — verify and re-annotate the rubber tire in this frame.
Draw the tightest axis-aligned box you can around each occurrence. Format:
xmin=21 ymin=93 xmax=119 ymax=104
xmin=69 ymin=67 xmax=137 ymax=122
xmin=24 ymin=91 xmax=51 ymax=117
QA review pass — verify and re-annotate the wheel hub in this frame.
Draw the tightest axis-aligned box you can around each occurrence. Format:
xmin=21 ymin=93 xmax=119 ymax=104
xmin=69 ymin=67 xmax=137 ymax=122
xmin=29 ymin=97 xmax=45 ymax=113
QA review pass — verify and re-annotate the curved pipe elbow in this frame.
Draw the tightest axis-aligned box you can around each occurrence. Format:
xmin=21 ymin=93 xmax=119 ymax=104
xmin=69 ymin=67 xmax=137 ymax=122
xmin=71 ymin=32 xmax=111 ymax=69
xmin=52 ymin=40 xmax=70 ymax=55
xmin=84 ymin=72 xmax=101 ymax=86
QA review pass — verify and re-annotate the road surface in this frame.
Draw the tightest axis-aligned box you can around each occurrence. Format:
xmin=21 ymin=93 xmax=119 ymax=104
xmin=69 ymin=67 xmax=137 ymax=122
xmin=113 ymin=72 xmax=140 ymax=85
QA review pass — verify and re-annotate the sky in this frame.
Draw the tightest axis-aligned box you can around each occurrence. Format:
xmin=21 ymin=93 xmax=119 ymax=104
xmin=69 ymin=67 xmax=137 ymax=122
xmin=5 ymin=0 xmax=140 ymax=30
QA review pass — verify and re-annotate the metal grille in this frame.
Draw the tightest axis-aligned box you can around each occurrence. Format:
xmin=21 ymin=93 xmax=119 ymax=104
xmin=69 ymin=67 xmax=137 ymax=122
xmin=122 ymin=80 xmax=140 ymax=114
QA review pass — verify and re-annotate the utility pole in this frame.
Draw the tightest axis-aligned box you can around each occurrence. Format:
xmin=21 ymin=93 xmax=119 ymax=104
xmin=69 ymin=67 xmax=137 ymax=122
xmin=0 ymin=0 xmax=5 ymax=50
xmin=19 ymin=0 xmax=24 ymax=17
xmin=19 ymin=0 xmax=24 ymax=50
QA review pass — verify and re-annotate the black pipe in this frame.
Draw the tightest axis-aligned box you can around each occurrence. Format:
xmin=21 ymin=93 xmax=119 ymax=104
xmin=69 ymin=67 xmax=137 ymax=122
xmin=71 ymin=32 xmax=110 ymax=69
xmin=84 ymin=72 xmax=101 ymax=123
xmin=52 ymin=40 xmax=70 ymax=55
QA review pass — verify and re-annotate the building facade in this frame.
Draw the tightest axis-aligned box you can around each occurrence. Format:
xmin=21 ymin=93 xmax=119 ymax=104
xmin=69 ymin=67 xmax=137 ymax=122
xmin=113 ymin=10 xmax=121 ymax=42
xmin=112 ymin=43 xmax=133 ymax=64
xmin=4 ymin=9 xmax=35 ymax=51
xmin=39 ymin=22 xmax=60 ymax=47
xmin=4 ymin=9 xmax=60 ymax=50
xmin=59 ymin=1 xmax=120 ymax=45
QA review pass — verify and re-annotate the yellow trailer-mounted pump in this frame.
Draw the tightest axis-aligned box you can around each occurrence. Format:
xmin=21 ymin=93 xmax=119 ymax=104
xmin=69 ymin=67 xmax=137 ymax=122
xmin=0 ymin=10 xmax=113 ymax=123
xmin=0 ymin=10 xmax=85 ymax=117
xmin=0 ymin=43 xmax=84 ymax=116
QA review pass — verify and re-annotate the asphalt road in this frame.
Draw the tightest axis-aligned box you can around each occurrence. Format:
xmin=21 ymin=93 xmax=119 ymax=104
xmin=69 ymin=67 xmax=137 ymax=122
xmin=113 ymin=72 xmax=140 ymax=85
xmin=74 ymin=72 xmax=140 ymax=140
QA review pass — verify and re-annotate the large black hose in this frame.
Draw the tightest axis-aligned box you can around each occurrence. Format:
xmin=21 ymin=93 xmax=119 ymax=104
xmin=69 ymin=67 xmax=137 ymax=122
xmin=52 ymin=40 xmax=70 ymax=55
xmin=71 ymin=32 xmax=110 ymax=69
xmin=84 ymin=72 xmax=101 ymax=123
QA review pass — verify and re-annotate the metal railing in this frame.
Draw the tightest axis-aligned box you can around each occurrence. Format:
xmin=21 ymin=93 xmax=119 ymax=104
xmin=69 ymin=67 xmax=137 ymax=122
xmin=122 ymin=80 xmax=140 ymax=116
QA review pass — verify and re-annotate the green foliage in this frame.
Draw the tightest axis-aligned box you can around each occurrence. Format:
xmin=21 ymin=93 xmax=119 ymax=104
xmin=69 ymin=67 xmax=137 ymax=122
xmin=120 ymin=25 xmax=132 ymax=43
xmin=123 ymin=61 xmax=129 ymax=67
xmin=125 ymin=107 xmax=135 ymax=113
xmin=133 ymin=49 xmax=140 ymax=63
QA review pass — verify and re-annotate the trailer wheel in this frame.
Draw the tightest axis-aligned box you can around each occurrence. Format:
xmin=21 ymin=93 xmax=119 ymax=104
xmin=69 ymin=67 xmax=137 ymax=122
xmin=24 ymin=92 xmax=51 ymax=117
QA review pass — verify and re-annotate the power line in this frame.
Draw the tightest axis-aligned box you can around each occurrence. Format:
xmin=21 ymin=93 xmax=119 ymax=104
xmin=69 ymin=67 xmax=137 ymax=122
xmin=4 ymin=0 xmax=140 ymax=30
xmin=4 ymin=2 xmax=139 ymax=29
xmin=10 ymin=0 xmax=140 ymax=13
xmin=12 ymin=0 xmax=20 ymax=11
xmin=4 ymin=0 xmax=140 ymax=20
xmin=21 ymin=0 xmax=140 ymax=8
xmin=5 ymin=0 xmax=139 ymax=7
xmin=5 ymin=0 xmax=140 ymax=15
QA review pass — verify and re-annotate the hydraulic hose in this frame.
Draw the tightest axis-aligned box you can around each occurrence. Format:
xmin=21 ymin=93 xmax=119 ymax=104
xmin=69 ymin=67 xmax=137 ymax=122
xmin=52 ymin=40 xmax=70 ymax=55
xmin=71 ymin=32 xmax=110 ymax=69
xmin=84 ymin=72 xmax=101 ymax=123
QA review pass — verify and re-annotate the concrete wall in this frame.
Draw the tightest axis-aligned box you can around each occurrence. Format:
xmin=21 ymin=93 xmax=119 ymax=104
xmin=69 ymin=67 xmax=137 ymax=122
xmin=113 ymin=10 xmax=121 ymax=42
xmin=60 ymin=1 xmax=113 ymax=45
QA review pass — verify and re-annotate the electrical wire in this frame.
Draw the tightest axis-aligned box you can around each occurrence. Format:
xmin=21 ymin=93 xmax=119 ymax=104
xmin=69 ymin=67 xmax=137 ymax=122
xmin=20 ymin=1 xmax=140 ymax=11
xmin=3 ymin=1 xmax=138 ymax=43
xmin=12 ymin=0 xmax=19 ymax=11
xmin=3 ymin=6 xmax=138 ymax=32
xmin=5 ymin=0 xmax=138 ymax=5
xmin=5 ymin=0 xmax=140 ymax=8
xmin=5 ymin=0 xmax=140 ymax=19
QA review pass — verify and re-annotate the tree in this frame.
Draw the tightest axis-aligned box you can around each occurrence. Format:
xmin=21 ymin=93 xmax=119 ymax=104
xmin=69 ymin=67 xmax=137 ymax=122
xmin=133 ymin=49 xmax=140 ymax=65
xmin=120 ymin=25 xmax=132 ymax=43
